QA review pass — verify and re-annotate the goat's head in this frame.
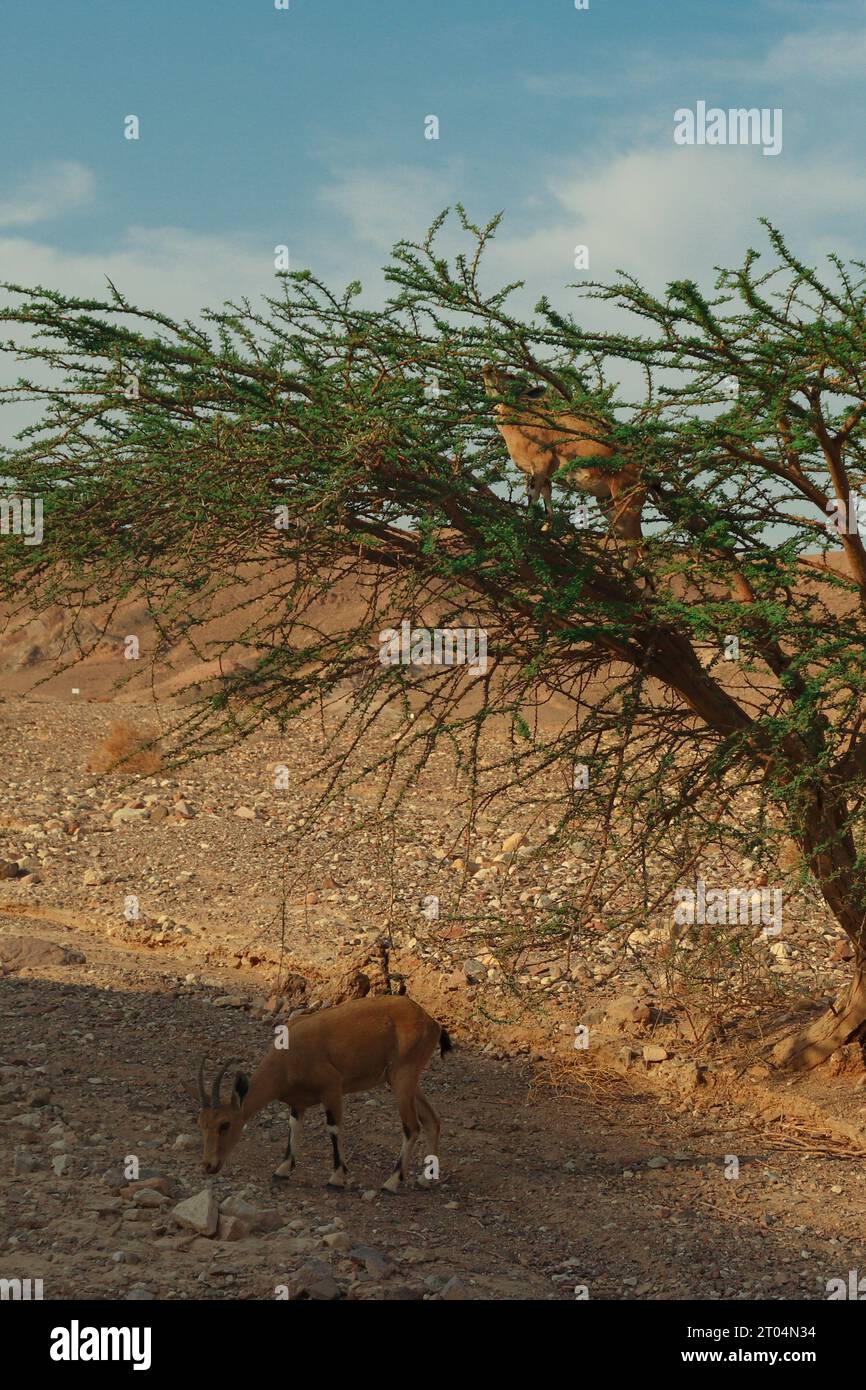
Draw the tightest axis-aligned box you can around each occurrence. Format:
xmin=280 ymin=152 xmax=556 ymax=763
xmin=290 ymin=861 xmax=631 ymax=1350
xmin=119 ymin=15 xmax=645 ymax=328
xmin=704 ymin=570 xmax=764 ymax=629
xmin=482 ymin=364 xmax=546 ymax=405
xmin=196 ymin=1057 xmax=248 ymax=1174
xmin=525 ymin=474 xmax=556 ymax=517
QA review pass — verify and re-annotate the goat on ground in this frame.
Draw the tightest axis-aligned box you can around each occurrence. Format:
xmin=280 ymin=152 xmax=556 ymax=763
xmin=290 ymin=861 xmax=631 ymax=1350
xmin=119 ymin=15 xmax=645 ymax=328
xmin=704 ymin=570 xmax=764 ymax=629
xmin=197 ymin=994 xmax=451 ymax=1193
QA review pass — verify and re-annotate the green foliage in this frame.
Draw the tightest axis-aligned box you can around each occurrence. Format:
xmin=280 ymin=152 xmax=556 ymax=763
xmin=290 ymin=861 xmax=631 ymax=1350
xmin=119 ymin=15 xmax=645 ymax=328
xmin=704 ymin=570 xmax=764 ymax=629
xmin=4 ymin=212 xmax=866 ymax=945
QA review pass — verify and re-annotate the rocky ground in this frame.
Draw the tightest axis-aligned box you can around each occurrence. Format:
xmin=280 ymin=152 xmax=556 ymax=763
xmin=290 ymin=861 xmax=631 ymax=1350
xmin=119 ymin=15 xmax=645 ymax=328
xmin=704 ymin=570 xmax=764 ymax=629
xmin=2 ymin=696 xmax=866 ymax=1301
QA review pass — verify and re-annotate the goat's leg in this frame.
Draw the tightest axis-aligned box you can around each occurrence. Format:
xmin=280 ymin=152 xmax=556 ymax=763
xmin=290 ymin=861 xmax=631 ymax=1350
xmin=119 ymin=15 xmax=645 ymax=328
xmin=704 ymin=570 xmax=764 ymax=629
xmin=415 ymin=1088 xmax=441 ymax=1185
xmin=607 ymin=478 xmax=645 ymax=548
xmin=382 ymin=1074 xmax=421 ymax=1194
xmin=541 ymin=478 xmax=555 ymax=531
xmin=273 ymin=1105 xmax=304 ymax=1181
xmin=324 ymin=1097 xmax=349 ymax=1188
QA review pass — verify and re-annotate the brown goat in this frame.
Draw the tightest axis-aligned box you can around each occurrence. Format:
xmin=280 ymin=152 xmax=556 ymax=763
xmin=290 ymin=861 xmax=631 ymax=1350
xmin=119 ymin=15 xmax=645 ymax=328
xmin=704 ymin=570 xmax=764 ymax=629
xmin=482 ymin=365 xmax=646 ymax=547
xmin=197 ymin=995 xmax=451 ymax=1193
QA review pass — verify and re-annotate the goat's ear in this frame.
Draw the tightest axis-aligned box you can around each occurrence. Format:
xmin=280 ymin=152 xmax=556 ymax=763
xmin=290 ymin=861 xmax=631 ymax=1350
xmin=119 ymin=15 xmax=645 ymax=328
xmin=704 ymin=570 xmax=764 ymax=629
xmin=524 ymin=385 xmax=547 ymax=399
xmin=232 ymin=1071 xmax=250 ymax=1107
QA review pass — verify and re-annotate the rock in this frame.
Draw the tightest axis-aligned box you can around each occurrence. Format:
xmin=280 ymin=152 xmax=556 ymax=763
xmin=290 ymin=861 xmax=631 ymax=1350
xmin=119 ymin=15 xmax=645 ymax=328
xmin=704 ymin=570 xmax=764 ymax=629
xmin=279 ymin=1236 xmax=319 ymax=1256
xmin=667 ymin=1060 xmax=704 ymax=1093
xmin=122 ymin=1177 xmax=173 ymax=1198
xmin=218 ymin=1196 xmax=281 ymax=1233
xmin=171 ymin=1189 xmax=219 ymax=1237
xmin=440 ymin=1275 xmax=470 ymax=1300
xmin=586 ymin=994 xmax=653 ymax=1031
xmin=501 ymin=832 xmax=525 ymax=854
xmin=13 ymin=1148 xmax=41 ymax=1174
xmin=83 ymin=868 xmax=108 ymax=886
xmin=0 ymin=860 xmax=22 ymax=879
xmin=677 ymin=1011 xmax=724 ymax=1044
xmin=9 ymin=1111 xmax=42 ymax=1130
xmin=642 ymin=1044 xmax=668 ymax=1063
xmin=350 ymin=1247 xmax=396 ymax=1280
xmin=463 ymin=959 xmax=486 ymax=984
xmin=253 ymin=1209 xmax=283 ymax=1234
xmin=234 ymin=806 xmax=263 ymax=821
xmin=173 ymin=800 xmax=195 ymax=818
xmin=0 ymin=937 xmax=85 ymax=971
xmin=216 ymin=1215 xmax=248 ymax=1241
xmin=172 ymin=1134 xmax=199 ymax=1151
xmin=133 ymin=1189 xmax=170 ymax=1209
xmin=322 ymin=1231 xmax=351 ymax=1251
xmin=285 ymin=1262 xmax=341 ymax=1300
xmin=334 ymin=968 xmax=371 ymax=1003
xmin=831 ymin=939 xmax=855 ymax=963
xmin=646 ymin=1155 xmax=669 ymax=1169
xmin=219 ymin=1196 xmax=259 ymax=1221
xmin=111 ymin=807 xmax=151 ymax=826
xmin=746 ymin=1063 xmax=772 ymax=1081
xmin=307 ymin=1276 xmax=341 ymax=1301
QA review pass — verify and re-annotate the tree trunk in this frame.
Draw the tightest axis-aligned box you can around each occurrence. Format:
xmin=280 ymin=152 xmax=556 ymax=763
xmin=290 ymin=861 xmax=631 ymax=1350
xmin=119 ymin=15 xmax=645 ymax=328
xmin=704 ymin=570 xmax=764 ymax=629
xmin=772 ymin=965 xmax=866 ymax=1070
xmin=773 ymin=787 xmax=866 ymax=1070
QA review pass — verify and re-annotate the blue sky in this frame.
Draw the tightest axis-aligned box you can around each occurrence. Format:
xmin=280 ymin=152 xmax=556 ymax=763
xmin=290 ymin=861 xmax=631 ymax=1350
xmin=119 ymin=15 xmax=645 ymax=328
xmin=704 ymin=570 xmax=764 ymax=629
xmin=1 ymin=0 xmax=865 ymax=340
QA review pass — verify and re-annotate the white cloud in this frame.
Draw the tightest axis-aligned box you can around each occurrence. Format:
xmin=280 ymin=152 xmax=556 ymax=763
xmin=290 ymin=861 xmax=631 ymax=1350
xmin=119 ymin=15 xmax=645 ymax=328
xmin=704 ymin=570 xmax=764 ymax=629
xmin=753 ymin=23 xmax=866 ymax=81
xmin=482 ymin=145 xmax=866 ymax=320
xmin=318 ymin=165 xmax=457 ymax=251
xmin=0 ymin=226 xmax=284 ymax=444
xmin=0 ymin=226 xmax=277 ymax=320
xmin=0 ymin=162 xmax=95 ymax=229
xmin=524 ymin=10 xmax=866 ymax=101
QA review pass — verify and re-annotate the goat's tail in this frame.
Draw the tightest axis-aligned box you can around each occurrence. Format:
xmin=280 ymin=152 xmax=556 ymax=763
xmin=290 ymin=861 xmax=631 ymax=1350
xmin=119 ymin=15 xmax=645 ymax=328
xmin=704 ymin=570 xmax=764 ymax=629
xmin=439 ymin=1026 xmax=453 ymax=1058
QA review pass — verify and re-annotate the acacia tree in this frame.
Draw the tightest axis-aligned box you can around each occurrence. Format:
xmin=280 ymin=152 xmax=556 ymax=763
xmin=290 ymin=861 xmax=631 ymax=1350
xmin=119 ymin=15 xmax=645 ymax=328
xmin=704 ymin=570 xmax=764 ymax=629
xmin=2 ymin=209 xmax=866 ymax=1068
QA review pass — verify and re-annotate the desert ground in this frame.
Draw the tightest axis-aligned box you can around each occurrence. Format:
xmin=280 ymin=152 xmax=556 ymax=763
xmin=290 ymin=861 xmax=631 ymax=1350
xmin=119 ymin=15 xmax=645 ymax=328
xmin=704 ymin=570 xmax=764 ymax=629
xmin=2 ymin=668 xmax=866 ymax=1303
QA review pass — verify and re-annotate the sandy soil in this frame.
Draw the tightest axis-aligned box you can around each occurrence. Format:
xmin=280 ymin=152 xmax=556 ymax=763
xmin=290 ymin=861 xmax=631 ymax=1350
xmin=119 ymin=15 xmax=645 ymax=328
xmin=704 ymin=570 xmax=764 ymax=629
xmin=1 ymin=694 xmax=865 ymax=1301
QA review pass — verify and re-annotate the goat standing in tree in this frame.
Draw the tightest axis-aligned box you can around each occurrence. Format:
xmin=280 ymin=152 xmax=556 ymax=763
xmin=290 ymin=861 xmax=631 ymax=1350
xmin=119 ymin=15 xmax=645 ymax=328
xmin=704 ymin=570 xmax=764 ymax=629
xmin=482 ymin=365 xmax=646 ymax=551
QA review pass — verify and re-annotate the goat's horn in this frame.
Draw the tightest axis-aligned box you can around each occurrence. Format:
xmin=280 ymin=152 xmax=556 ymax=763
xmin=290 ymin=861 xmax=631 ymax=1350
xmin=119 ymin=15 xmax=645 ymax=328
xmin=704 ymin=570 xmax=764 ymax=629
xmin=197 ymin=1057 xmax=209 ymax=1108
xmin=211 ymin=1057 xmax=242 ymax=1108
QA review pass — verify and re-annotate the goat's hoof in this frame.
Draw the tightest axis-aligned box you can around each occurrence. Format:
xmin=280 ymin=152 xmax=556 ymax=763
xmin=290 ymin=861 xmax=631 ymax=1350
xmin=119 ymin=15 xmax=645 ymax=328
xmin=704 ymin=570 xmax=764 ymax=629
xmin=271 ymin=1162 xmax=294 ymax=1183
xmin=326 ymin=1170 xmax=348 ymax=1189
xmin=380 ymin=1176 xmax=402 ymax=1195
